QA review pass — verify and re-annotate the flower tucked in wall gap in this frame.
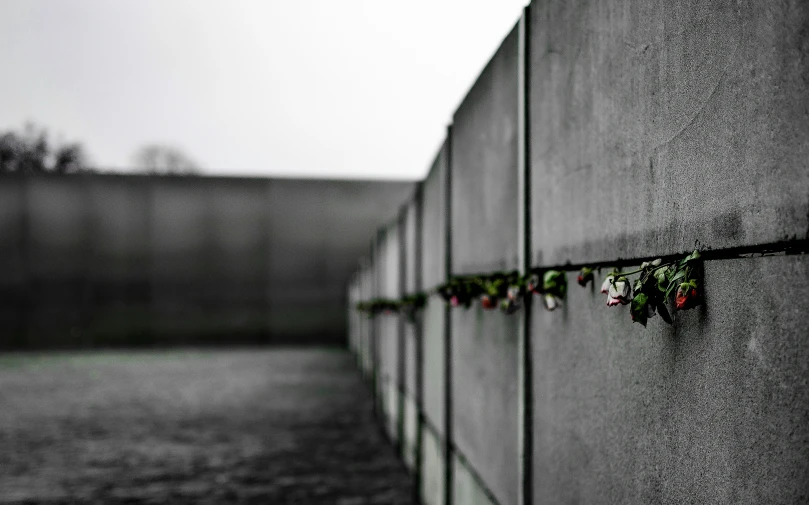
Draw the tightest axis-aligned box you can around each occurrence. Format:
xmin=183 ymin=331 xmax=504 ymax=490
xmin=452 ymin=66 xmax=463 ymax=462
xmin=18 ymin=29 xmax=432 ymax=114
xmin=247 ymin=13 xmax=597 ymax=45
xmin=599 ymin=250 xmax=702 ymax=327
xmin=577 ymin=267 xmax=595 ymax=287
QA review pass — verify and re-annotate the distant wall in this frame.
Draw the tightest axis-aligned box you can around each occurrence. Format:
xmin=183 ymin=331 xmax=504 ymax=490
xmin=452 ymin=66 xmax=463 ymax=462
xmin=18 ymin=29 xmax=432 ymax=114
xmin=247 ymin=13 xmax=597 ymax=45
xmin=348 ymin=2 xmax=809 ymax=505
xmin=0 ymin=174 xmax=414 ymax=348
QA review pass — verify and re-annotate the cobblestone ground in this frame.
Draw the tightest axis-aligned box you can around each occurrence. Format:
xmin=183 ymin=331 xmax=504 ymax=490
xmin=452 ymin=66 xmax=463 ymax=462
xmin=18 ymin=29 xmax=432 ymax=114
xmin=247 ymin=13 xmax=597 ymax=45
xmin=0 ymin=348 xmax=416 ymax=504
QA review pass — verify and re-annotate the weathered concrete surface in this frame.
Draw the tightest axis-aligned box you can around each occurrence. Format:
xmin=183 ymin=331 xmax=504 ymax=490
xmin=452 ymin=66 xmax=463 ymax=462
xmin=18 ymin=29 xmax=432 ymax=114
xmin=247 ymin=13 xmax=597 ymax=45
xmin=403 ymin=321 xmax=418 ymax=467
xmin=0 ymin=174 xmax=415 ymax=347
xmin=404 ymin=198 xmax=419 ymax=295
xmin=264 ymin=178 xmax=413 ymax=344
xmin=422 ymin=143 xmax=448 ymax=289
xmin=531 ymin=255 xmax=809 ymax=505
xmin=421 ymin=426 xmax=446 ymax=505
xmin=451 ymin=24 xmax=520 ymax=275
xmin=447 ymin=24 xmax=521 ymax=505
xmin=421 ymin=143 xmax=448 ymax=436
xmin=454 ymin=455 xmax=496 ymax=505
xmin=0 ymin=178 xmax=26 ymax=347
xmin=402 ymin=197 xmax=420 ymax=468
xmin=451 ymin=307 xmax=519 ymax=505
xmin=0 ymin=348 xmax=417 ymax=504
xmin=378 ymin=224 xmax=402 ymax=442
xmin=422 ymin=296 xmax=446 ymax=438
xmin=403 ymin=395 xmax=418 ymax=470
xmin=529 ymin=0 xmax=809 ymax=266
xmin=360 ymin=266 xmax=374 ymax=375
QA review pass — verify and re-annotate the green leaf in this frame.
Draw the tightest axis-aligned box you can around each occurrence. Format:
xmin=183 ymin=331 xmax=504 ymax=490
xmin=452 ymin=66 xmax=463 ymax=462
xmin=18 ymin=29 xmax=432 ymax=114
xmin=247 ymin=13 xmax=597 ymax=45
xmin=657 ymin=302 xmax=672 ymax=324
xmin=684 ymin=250 xmax=701 ymax=263
xmin=668 ymin=269 xmax=686 ymax=285
xmin=630 ymin=293 xmax=649 ymax=326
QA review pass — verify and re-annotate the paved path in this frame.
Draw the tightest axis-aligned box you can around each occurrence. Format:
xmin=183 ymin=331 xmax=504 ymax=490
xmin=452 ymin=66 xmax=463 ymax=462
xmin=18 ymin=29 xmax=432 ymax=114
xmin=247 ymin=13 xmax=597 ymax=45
xmin=0 ymin=348 xmax=416 ymax=504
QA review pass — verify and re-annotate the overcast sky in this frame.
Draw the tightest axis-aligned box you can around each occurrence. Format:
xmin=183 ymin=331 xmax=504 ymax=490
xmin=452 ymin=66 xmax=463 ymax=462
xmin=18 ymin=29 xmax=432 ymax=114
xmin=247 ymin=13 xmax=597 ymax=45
xmin=0 ymin=1 xmax=526 ymax=179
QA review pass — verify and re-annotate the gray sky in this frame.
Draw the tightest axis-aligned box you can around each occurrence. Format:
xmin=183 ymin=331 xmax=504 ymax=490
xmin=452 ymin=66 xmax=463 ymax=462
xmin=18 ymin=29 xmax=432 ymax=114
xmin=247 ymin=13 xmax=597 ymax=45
xmin=0 ymin=1 xmax=526 ymax=179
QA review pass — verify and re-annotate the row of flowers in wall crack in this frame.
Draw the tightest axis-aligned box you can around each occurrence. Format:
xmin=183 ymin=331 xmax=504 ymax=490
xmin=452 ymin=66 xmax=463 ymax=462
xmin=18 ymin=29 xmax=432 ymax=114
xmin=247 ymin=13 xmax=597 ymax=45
xmin=355 ymin=250 xmax=702 ymax=328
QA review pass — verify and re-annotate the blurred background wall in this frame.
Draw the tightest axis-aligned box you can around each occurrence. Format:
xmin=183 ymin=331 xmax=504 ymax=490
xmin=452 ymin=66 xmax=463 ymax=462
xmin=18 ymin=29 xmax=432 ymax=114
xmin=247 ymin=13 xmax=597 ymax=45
xmin=0 ymin=174 xmax=414 ymax=348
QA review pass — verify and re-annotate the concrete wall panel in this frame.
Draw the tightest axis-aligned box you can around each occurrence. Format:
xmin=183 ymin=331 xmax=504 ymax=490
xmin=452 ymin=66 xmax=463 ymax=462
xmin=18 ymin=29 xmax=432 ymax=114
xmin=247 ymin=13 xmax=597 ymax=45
xmin=0 ymin=179 xmax=25 ymax=346
xmin=448 ymin=22 xmax=521 ymax=505
xmin=529 ymin=0 xmax=809 ymax=266
xmin=454 ymin=456 xmax=497 ymax=505
xmin=422 ymin=296 xmax=446 ymax=436
xmin=1 ymin=174 xmax=414 ymax=348
xmin=451 ymin=308 xmax=519 ymax=505
xmin=403 ymin=395 xmax=418 ymax=470
xmin=421 ymin=427 xmax=446 ymax=505
xmin=422 ymin=143 xmax=448 ymax=289
xmin=451 ymin=25 xmax=520 ymax=274
xmin=531 ymin=256 xmax=809 ymax=505
xmin=405 ymin=199 xmax=418 ymax=294
xmin=26 ymin=177 xmax=94 ymax=345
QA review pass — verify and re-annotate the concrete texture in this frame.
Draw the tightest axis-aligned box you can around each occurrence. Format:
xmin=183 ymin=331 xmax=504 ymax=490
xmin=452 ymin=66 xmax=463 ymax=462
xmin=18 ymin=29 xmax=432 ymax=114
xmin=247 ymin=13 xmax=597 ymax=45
xmin=378 ymin=224 xmax=402 ymax=442
xmin=529 ymin=0 xmax=809 ymax=266
xmin=454 ymin=455 xmax=497 ymax=505
xmin=402 ymin=197 xmax=420 ymax=467
xmin=404 ymin=199 xmax=418 ymax=295
xmin=451 ymin=307 xmax=519 ymax=505
xmin=421 ymin=426 xmax=446 ymax=505
xmin=451 ymin=24 xmax=520 ymax=275
xmin=422 ymin=143 xmax=448 ymax=289
xmin=422 ymin=296 xmax=446 ymax=437
xmin=0 ymin=178 xmax=27 ymax=347
xmin=0 ymin=174 xmax=414 ymax=348
xmin=530 ymin=256 xmax=809 ymax=505
xmin=403 ymin=319 xmax=418 ymax=465
xmin=0 ymin=348 xmax=417 ymax=504
xmin=360 ymin=267 xmax=374 ymax=375
xmin=403 ymin=395 xmax=418 ymax=470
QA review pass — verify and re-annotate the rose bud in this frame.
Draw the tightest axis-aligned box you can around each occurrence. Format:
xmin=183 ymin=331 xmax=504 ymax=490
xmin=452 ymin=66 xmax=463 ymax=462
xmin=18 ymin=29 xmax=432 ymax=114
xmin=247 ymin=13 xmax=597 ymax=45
xmin=607 ymin=278 xmax=631 ymax=306
xmin=543 ymin=294 xmax=559 ymax=311
xmin=500 ymin=297 xmax=520 ymax=315
xmin=507 ymin=285 xmax=522 ymax=302
xmin=450 ymin=295 xmax=460 ymax=307
xmin=675 ymin=285 xmax=699 ymax=310
xmin=577 ymin=267 xmax=594 ymax=287
xmin=526 ymin=274 xmax=542 ymax=294
xmin=481 ymin=295 xmax=498 ymax=310
xmin=640 ymin=259 xmax=662 ymax=270
xmin=600 ymin=275 xmax=615 ymax=294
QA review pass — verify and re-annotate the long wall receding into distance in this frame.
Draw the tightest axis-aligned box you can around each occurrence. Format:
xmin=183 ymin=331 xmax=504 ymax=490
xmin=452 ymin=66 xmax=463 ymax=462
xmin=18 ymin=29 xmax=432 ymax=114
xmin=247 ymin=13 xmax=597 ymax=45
xmin=0 ymin=174 xmax=415 ymax=348
xmin=348 ymin=2 xmax=809 ymax=505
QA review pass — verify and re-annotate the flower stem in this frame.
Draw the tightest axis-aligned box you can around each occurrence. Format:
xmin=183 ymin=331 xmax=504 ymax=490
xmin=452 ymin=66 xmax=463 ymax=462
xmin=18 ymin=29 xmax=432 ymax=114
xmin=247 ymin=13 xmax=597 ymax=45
xmin=610 ymin=261 xmax=677 ymax=279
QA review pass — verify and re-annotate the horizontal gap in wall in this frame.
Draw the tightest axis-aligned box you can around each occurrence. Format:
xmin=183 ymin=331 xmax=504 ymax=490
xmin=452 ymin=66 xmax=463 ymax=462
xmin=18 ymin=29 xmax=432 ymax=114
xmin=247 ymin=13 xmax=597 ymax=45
xmin=369 ymin=240 xmax=808 ymax=296
xmin=535 ymin=238 xmax=809 ymax=273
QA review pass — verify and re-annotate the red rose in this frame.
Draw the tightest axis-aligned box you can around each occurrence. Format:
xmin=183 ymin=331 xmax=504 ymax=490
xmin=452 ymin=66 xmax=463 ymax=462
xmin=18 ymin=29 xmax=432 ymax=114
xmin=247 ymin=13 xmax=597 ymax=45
xmin=675 ymin=286 xmax=699 ymax=310
xmin=577 ymin=268 xmax=594 ymax=287
xmin=481 ymin=295 xmax=498 ymax=310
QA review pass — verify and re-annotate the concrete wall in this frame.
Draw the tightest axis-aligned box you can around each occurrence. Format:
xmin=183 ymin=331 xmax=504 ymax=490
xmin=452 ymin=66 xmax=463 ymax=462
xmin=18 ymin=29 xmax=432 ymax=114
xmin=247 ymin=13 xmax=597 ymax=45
xmin=450 ymin=23 xmax=521 ymax=505
xmin=528 ymin=0 xmax=809 ymax=266
xmin=0 ymin=174 xmax=414 ymax=348
xmin=530 ymin=256 xmax=809 ymax=505
xmin=348 ymin=2 xmax=809 ymax=505
xmin=421 ymin=143 xmax=449 ymax=505
xmin=402 ymin=198 xmax=420 ymax=470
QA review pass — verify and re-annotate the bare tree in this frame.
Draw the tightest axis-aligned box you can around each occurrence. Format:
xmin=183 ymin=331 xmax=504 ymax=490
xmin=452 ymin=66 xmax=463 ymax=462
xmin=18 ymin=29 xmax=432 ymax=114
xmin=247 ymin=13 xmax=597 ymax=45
xmin=132 ymin=144 xmax=201 ymax=175
xmin=0 ymin=123 xmax=89 ymax=174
